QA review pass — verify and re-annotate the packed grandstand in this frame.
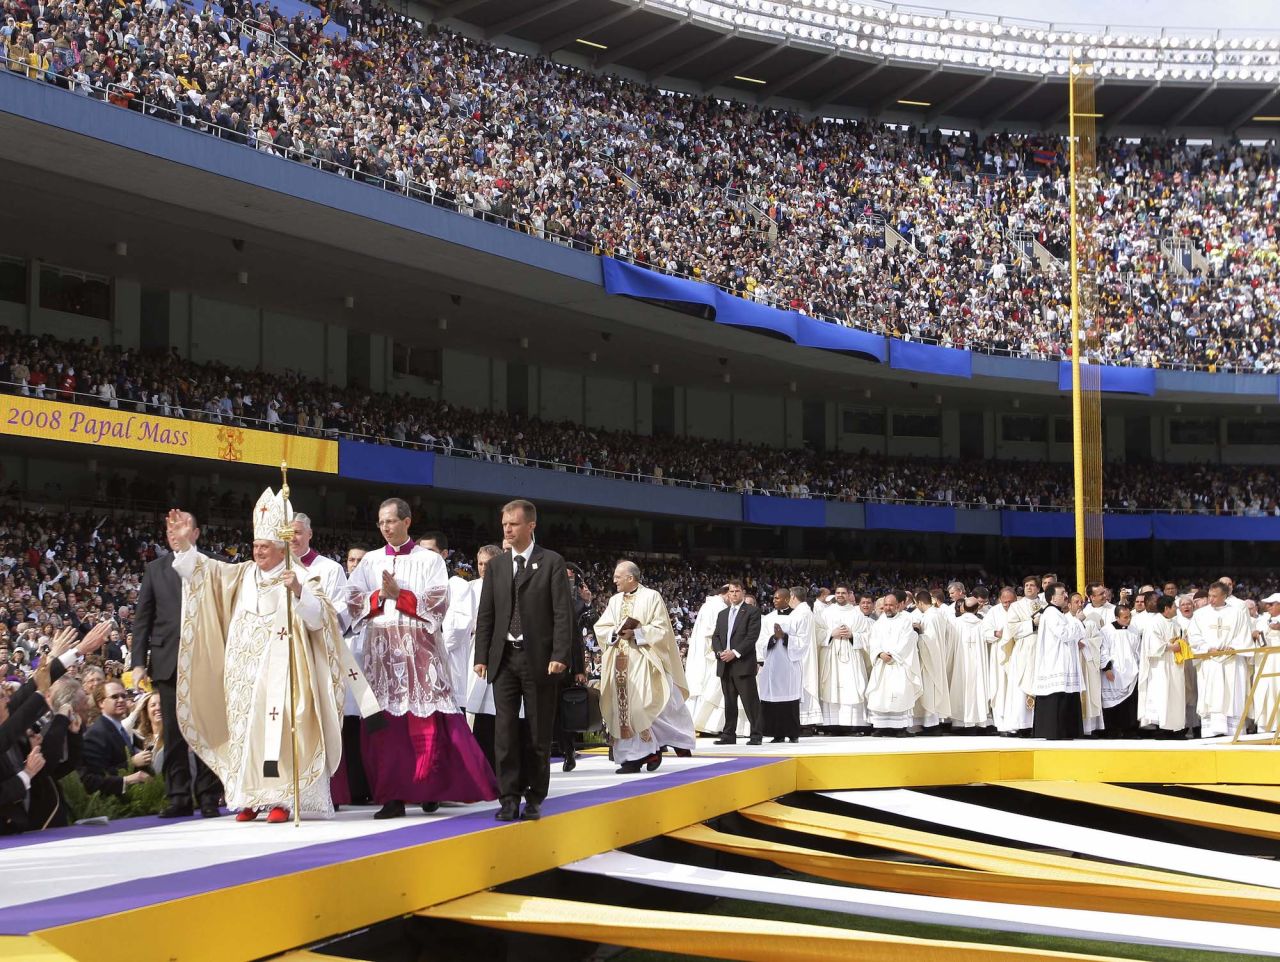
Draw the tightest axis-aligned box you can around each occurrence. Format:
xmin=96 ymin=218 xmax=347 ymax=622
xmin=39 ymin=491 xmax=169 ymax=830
xmin=3 ymin=0 xmax=1277 ymax=373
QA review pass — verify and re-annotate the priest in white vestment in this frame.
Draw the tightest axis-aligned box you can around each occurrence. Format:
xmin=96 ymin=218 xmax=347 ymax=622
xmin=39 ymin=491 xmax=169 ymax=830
xmin=1099 ymin=606 xmax=1141 ymax=737
xmin=1031 ymin=583 xmax=1086 ymax=740
xmin=818 ymin=587 xmax=870 ymax=732
xmin=1177 ymin=594 xmax=1201 ymax=733
xmin=594 ymin=561 xmax=695 ymax=773
xmin=1140 ymin=596 xmax=1186 ymax=735
xmin=1000 ymin=577 xmax=1043 ymax=734
xmin=865 ymin=591 xmax=923 ymax=735
xmin=1252 ymin=594 xmax=1280 ymax=733
xmin=912 ymin=592 xmax=953 ymax=732
xmin=169 ymin=494 xmax=346 ymax=822
xmin=1187 ymin=583 xmax=1255 ymax=738
xmin=289 ymin=514 xmax=382 ymax=808
xmin=1073 ymin=593 xmax=1105 ymax=736
xmin=1082 ymin=583 xmax=1115 ymax=635
xmin=348 ymin=498 xmax=497 ymax=819
xmin=949 ymin=599 xmax=992 ymax=730
xmin=686 ymin=587 xmax=748 ymax=737
xmin=793 ymin=588 xmax=823 ymax=729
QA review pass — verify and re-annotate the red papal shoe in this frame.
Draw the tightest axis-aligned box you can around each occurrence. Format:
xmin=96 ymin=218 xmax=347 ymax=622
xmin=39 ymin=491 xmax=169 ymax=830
xmin=235 ymin=808 xmax=259 ymax=822
xmin=265 ymin=806 xmax=291 ymax=824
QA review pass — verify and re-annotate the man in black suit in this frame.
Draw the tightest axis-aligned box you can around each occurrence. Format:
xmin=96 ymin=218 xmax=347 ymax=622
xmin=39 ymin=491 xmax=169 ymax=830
xmin=131 ymin=512 xmax=223 ymax=818
xmin=79 ymin=680 xmax=152 ymax=798
xmin=474 ymin=499 xmax=573 ymax=822
xmin=711 ymin=579 xmax=763 ymax=745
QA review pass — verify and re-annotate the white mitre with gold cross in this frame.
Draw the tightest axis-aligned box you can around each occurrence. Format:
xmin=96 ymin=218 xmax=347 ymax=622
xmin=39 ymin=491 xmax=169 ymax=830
xmin=252 ymin=486 xmax=291 ymax=543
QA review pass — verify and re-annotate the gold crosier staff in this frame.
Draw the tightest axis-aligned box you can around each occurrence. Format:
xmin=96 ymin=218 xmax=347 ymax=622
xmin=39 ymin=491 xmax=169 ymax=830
xmin=277 ymin=461 xmax=302 ymax=827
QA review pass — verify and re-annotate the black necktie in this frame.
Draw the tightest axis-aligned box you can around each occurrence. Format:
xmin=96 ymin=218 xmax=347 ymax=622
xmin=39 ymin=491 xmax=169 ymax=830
xmin=509 ymin=556 xmax=526 ymax=638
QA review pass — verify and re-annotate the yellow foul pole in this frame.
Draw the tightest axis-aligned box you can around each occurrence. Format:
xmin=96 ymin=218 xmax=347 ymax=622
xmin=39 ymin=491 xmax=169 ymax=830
xmin=1068 ymin=55 xmax=1085 ymax=596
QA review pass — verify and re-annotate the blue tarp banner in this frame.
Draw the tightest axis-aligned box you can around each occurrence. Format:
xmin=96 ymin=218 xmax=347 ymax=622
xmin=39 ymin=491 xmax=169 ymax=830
xmin=1001 ymin=511 xmax=1073 ymax=539
xmin=889 ymin=340 xmax=973 ymax=378
xmin=338 ymin=439 xmax=434 ymax=486
xmin=601 ymin=258 xmax=887 ymax=362
xmin=1102 ymin=515 xmax=1154 ymax=540
xmin=1151 ymin=514 xmax=1280 ymax=542
xmin=865 ymin=503 xmax=957 ymax=533
xmin=1056 ymin=362 xmax=1157 ymax=397
xmin=741 ymin=495 xmax=826 ymax=528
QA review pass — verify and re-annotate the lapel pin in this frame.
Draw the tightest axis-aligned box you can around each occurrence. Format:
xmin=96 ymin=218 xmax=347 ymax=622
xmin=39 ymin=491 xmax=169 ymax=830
xmin=532 ymin=562 xmax=539 ymax=570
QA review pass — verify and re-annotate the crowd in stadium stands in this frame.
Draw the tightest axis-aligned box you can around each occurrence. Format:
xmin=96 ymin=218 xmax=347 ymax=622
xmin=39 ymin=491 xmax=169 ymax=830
xmin=4 ymin=0 xmax=1279 ymax=372
xmin=4 ymin=325 xmax=1280 ymax=515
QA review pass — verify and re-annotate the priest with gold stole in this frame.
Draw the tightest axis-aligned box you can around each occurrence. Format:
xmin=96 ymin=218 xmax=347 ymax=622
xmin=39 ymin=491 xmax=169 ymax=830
xmin=169 ymin=490 xmax=347 ymax=822
xmin=595 ymin=560 xmax=695 ymax=774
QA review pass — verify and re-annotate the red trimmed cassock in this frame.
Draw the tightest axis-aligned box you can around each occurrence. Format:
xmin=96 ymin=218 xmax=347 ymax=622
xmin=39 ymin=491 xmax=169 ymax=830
xmin=347 ymin=541 xmax=496 ymax=806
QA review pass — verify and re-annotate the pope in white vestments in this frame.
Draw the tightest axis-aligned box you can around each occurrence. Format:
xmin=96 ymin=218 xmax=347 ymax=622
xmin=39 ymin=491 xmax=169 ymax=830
xmin=594 ymin=561 xmax=695 ymax=771
xmin=865 ymin=592 xmax=923 ymax=733
xmin=169 ymin=493 xmax=346 ymax=821
xmin=818 ymin=588 xmax=870 ymax=731
xmin=1188 ymin=586 xmax=1255 ymax=738
xmin=1141 ymin=598 xmax=1187 ymax=733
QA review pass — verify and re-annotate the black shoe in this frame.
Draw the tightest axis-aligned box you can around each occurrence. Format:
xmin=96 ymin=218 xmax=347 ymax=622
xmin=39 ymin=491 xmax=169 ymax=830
xmin=421 ymin=802 xmax=440 ymax=814
xmin=615 ymin=759 xmax=645 ymax=774
xmin=713 ymin=736 xmax=736 ymax=745
xmin=199 ymin=801 xmax=224 ymax=819
xmin=562 ymin=753 xmax=577 ymax=773
xmin=520 ymin=800 xmax=542 ymax=821
xmin=495 ymin=798 xmax=520 ymax=821
xmin=747 ymin=736 xmax=763 ymax=746
xmin=645 ymin=751 xmax=663 ymax=772
xmin=373 ymin=800 xmax=406 ymax=820
xmin=768 ymin=736 xmax=786 ymax=743
xmin=158 ymin=802 xmax=193 ymax=819
xmin=788 ymin=737 xmax=799 ymax=743
xmin=673 ymin=748 xmax=693 ymax=758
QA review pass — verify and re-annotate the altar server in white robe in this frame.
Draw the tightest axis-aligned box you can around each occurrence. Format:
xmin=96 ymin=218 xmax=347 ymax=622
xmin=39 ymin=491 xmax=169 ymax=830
xmin=1099 ymin=605 xmax=1142 ymax=737
xmin=1141 ymin=595 xmax=1187 ymax=736
xmin=865 ymin=590 xmax=923 ymax=735
xmin=950 ymin=598 xmax=993 ymax=730
xmin=461 ymin=545 xmax=506 ymax=768
xmin=911 ymin=592 xmax=953 ymax=732
xmin=1187 ymin=582 xmax=1255 ymax=738
xmin=756 ymin=587 xmax=805 ymax=742
xmin=594 ymin=561 xmax=695 ymax=773
xmin=419 ymin=532 xmax=477 ymax=711
xmin=686 ymin=587 xmax=748 ymax=737
xmin=1252 ymin=594 xmax=1280 ymax=733
xmin=1031 ymin=583 xmax=1086 ymax=740
xmin=818 ymin=586 xmax=870 ymax=732
xmin=1073 ymin=593 xmax=1105 ymax=736
xmin=168 ymin=495 xmax=348 ymax=822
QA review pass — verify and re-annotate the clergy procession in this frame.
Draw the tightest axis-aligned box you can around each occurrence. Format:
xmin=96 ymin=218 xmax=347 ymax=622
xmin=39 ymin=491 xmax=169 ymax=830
xmin=147 ymin=474 xmax=1280 ymax=827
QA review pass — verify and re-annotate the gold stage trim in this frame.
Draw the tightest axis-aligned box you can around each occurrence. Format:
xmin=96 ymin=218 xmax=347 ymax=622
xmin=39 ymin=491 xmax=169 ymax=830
xmin=1000 ymin=780 xmax=1280 ymax=841
xmin=743 ymin=802 xmax=1259 ymax=894
xmin=1180 ymin=784 xmax=1280 ymax=806
xmin=418 ymin=892 xmax=1133 ymax=962
xmin=667 ymin=823 xmax=1280 ymax=928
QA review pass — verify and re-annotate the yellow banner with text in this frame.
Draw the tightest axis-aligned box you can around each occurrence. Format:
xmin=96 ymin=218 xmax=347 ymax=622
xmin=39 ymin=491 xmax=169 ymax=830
xmin=0 ymin=394 xmax=337 ymax=474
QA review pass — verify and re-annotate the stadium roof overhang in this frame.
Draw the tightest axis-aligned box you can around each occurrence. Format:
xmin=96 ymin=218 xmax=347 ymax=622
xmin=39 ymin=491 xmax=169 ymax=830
xmin=421 ymin=0 xmax=1280 ymax=135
